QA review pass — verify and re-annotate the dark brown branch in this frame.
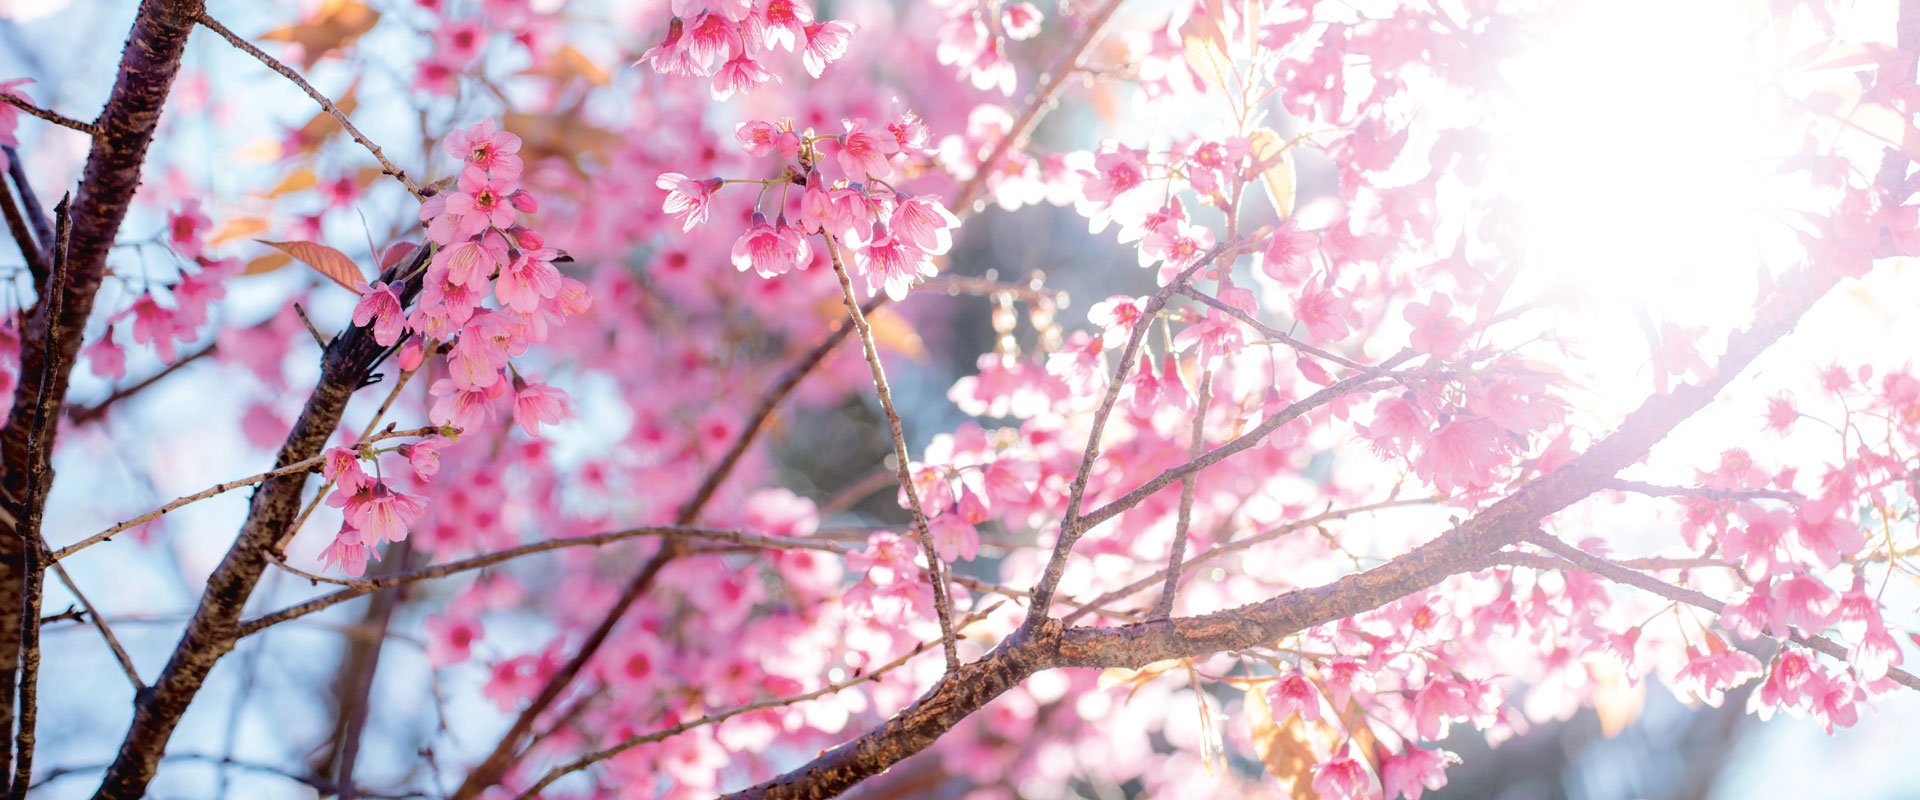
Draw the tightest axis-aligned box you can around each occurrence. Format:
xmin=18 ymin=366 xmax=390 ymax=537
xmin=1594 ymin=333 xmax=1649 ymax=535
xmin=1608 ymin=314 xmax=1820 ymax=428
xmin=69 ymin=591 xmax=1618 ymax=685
xmin=194 ymin=13 xmax=423 ymax=199
xmin=0 ymin=94 xmax=97 ymax=138
xmin=66 ymin=342 xmax=217 ymax=425
xmin=0 ymin=5 xmax=207 ymax=779
xmin=8 ymin=193 xmax=67 ymax=800
xmin=91 ymin=244 xmax=429 ymax=800
xmin=3 ymin=150 xmax=53 ymax=264
xmin=0 ymin=168 xmax=44 ymax=284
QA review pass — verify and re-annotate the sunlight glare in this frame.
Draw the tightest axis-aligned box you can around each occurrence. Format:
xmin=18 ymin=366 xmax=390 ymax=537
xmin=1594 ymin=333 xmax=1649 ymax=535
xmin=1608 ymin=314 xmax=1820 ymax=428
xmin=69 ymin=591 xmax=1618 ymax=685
xmin=1494 ymin=0 xmax=1814 ymax=408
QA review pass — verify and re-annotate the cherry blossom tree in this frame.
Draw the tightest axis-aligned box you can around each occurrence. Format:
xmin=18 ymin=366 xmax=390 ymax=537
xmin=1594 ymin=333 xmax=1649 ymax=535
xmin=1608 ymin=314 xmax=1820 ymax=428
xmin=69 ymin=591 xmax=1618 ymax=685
xmin=0 ymin=0 xmax=1917 ymax=798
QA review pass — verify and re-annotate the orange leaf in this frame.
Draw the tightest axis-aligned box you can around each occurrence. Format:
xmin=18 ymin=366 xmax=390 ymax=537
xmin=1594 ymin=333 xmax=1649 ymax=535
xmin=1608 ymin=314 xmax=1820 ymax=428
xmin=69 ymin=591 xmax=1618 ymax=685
xmin=1179 ymin=7 xmax=1232 ymax=90
xmin=240 ymin=252 xmax=293 ymax=276
xmin=256 ymin=240 xmax=364 ymax=291
xmin=1248 ymin=129 xmax=1298 ymax=220
xmin=1591 ymin=661 xmax=1645 ymax=738
xmin=1244 ymin=682 xmax=1324 ymax=799
xmin=267 ymin=169 xmax=318 ymax=198
xmin=504 ymin=102 xmax=620 ymax=178
xmin=259 ymin=0 xmax=380 ymax=71
xmin=810 ymin=297 xmax=929 ymax=362
xmin=292 ymin=82 xmax=358 ymax=153
xmin=517 ymin=45 xmax=612 ymax=87
xmin=209 ymin=217 xmax=271 ymax=246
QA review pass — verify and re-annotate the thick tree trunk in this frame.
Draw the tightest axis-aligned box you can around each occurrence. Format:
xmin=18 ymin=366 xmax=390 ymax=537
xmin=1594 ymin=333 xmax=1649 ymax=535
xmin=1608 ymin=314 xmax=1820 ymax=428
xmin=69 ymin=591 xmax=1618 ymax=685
xmin=0 ymin=0 xmax=205 ymax=786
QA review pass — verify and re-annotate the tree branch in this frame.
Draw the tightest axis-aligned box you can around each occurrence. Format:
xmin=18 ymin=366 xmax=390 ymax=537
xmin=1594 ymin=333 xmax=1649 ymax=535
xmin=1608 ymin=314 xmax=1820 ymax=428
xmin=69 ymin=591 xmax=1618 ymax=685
xmin=1176 ymin=285 xmax=1373 ymax=372
xmin=65 ymin=341 xmax=217 ymax=426
xmin=1514 ymin=531 xmax=1920 ymax=691
xmin=193 ymin=13 xmax=423 ymax=199
xmin=823 ymin=235 xmax=960 ymax=672
xmin=519 ymin=605 xmax=1002 ymax=799
xmin=8 ymin=193 xmax=68 ymax=800
xmin=1025 ymin=247 xmax=1232 ymax=628
xmin=728 ymin=260 xmax=1848 ymax=797
xmin=90 ymin=244 xmax=430 ymax=800
xmin=0 ymin=5 xmax=207 ymax=779
xmin=1149 ymin=363 xmax=1212 ymax=620
xmin=0 ymin=167 xmax=44 ymax=285
xmin=0 ymin=93 xmax=97 ymax=138
xmin=951 ymin=0 xmax=1128 ymax=212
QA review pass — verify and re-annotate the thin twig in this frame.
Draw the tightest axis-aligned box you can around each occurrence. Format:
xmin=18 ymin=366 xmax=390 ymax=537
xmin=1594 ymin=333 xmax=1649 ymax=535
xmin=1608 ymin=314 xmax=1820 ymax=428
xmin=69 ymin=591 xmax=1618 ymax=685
xmin=7 ymin=144 xmax=56 ymax=255
xmin=1061 ymin=496 xmax=1443 ymax=625
xmin=0 ymin=167 xmax=44 ymax=283
xmin=1605 ymin=478 xmax=1803 ymax=504
xmin=1514 ymin=531 xmax=1920 ymax=692
xmin=293 ymin=302 xmax=331 ymax=347
xmin=514 ymin=604 xmax=1001 ymax=799
xmin=821 ymin=235 xmax=959 ymax=672
xmin=50 ymin=426 xmax=438 ymax=562
xmin=0 ymin=93 xmax=98 ymax=137
xmin=951 ymin=0 xmax=1128 ymax=212
xmin=194 ymin=13 xmax=424 ymax=199
xmin=1023 ymin=243 xmax=1238 ymax=627
xmin=47 ymin=562 xmax=143 ymax=690
xmin=66 ymin=341 xmax=218 ymax=425
xmin=1150 ymin=365 xmax=1212 ymax=620
xmin=1177 ymin=285 xmax=1373 ymax=372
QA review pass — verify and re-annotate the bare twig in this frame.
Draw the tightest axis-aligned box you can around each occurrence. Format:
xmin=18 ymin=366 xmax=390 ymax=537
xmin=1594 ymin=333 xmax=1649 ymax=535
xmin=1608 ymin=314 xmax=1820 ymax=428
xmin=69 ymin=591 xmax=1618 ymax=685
xmin=194 ymin=13 xmax=424 ymax=199
xmin=0 ymin=93 xmax=98 ymax=138
xmin=4 ymin=148 xmax=54 ymax=263
xmin=1177 ymin=285 xmax=1373 ymax=372
xmin=1605 ymin=478 xmax=1803 ymax=504
xmin=1150 ymin=365 xmax=1212 ymax=620
xmin=823 ymin=235 xmax=960 ymax=672
xmin=50 ymin=426 xmax=437 ymax=562
xmin=47 ymin=563 xmax=142 ymax=690
xmin=0 ymin=167 xmax=44 ymax=283
xmin=1025 ymin=246 xmax=1231 ymax=629
xmin=67 ymin=342 xmax=218 ymax=425
xmin=1515 ymin=531 xmax=1920 ymax=692
xmin=951 ymin=0 xmax=1128 ymax=212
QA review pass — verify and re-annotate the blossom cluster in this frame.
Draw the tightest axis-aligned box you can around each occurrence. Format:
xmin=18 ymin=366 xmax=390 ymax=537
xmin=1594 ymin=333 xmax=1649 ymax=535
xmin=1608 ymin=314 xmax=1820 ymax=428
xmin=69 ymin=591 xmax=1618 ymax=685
xmin=656 ymin=114 xmax=960 ymax=300
xmin=637 ymin=0 xmax=856 ymax=99
xmin=317 ymin=119 xmax=592 ymax=574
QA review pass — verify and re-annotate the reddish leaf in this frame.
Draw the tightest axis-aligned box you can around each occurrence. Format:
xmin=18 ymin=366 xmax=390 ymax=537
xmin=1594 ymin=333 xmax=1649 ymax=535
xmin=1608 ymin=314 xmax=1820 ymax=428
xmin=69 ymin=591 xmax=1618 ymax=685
xmin=256 ymin=240 xmax=365 ymax=291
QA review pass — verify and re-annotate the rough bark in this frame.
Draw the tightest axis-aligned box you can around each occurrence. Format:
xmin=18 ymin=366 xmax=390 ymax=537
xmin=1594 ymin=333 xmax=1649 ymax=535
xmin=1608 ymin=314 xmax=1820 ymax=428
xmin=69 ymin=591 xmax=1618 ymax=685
xmin=89 ymin=246 xmax=427 ymax=800
xmin=0 ymin=0 xmax=205 ymax=785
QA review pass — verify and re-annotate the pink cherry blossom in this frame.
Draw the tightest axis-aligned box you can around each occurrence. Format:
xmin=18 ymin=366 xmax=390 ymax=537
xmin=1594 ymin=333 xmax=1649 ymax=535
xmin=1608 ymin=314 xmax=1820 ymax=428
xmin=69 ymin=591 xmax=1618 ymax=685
xmin=351 ymin=280 xmax=406 ymax=346
xmin=512 ymin=379 xmax=573 ymax=437
xmin=657 ymin=172 xmax=723 ymax=232
xmin=731 ymin=213 xmax=811 ymax=278
xmin=443 ymin=118 xmax=523 ymax=179
xmin=801 ymin=21 xmax=854 ymax=77
xmin=1381 ymin=747 xmax=1458 ymax=800
xmin=1266 ymin=671 xmax=1321 ymax=723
